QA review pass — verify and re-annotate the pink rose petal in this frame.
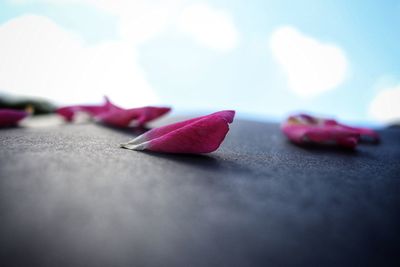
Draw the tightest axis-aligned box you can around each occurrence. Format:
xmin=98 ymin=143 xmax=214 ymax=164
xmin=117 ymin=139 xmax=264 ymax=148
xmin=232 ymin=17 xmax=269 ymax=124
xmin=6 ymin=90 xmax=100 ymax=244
xmin=0 ymin=109 xmax=28 ymax=128
xmin=95 ymin=106 xmax=171 ymax=128
xmin=120 ymin=110 xmax=235 ymax=154
xmin=331 ymin=123 xmax=380 ymax=142
xmin=56 ymin=97 xmax=116 ymax=122
xmin=56 ymin=97 xmax=170 ymax=127
xmin=282 ymin=113 xmax=379 ymax=148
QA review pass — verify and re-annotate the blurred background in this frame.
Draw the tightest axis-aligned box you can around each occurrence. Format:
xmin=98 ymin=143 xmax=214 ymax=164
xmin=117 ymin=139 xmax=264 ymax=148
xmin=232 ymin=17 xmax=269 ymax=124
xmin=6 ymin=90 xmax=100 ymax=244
xmin=0 ymin=0 xmax=399 ymax=125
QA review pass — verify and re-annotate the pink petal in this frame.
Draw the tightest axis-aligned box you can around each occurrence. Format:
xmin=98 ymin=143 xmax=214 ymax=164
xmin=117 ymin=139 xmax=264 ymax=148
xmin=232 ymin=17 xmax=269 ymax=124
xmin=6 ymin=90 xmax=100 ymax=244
xmin=335 ymin=123 xmax=380 ymax=142
xmin=303 ymin=126 xmax=359 ymax=148
xmin=320 ymin=117 xmax=379 ymax=141
xmin=56 ymin=97 xmax=170 ymax=127
xmin=56 ymin=96 xmax=115 ymax=122
xmin=95 ymin=106 xmax=171 ymax=128
xmin=0 ymin=109 xmax=28 ymax=127
xmin=281 ymin=113 xmax=379 ymax=148
xmin=120 ymin=110 xmax=235 ymax=154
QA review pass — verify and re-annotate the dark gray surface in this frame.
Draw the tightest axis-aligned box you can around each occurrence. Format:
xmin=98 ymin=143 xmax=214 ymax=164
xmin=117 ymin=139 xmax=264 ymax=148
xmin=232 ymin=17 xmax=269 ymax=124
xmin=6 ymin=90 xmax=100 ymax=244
xmin=0 ymin=119 xmax=399 ymax=267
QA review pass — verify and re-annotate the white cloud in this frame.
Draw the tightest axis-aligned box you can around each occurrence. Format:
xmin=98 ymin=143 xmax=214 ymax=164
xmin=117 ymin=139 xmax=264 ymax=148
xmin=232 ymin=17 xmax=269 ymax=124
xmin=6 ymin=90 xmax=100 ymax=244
xmin=0 ymin=15 xmax=158 ymax=106
xmin=270 ymin=26 xmax=348 ymax=97
xmin=369 ymin=85 xmax=400 ymax=123
xmin=85 ymin=0 xmax=183 ymax=45
xmin=10 ymin=0 xmax=184 ymax=45
xmin=10 ymin=0 xmax=239 ymax=51
xmin=177 ymin=3 xmax=239 ymax=52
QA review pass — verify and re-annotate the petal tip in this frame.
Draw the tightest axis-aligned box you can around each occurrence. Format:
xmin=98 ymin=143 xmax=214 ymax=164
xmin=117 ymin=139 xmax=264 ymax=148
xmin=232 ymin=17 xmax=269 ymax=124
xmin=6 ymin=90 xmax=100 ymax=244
xmin=215 ymin=110 xmax=235 ymax=123
xmin=120 ymin=142 xmax=148 ymax=151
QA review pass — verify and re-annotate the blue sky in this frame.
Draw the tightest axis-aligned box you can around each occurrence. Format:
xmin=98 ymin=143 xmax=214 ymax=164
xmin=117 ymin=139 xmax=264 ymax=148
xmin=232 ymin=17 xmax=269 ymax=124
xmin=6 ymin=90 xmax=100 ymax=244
xmin=0 ymin=0 xmax=399 ymax=124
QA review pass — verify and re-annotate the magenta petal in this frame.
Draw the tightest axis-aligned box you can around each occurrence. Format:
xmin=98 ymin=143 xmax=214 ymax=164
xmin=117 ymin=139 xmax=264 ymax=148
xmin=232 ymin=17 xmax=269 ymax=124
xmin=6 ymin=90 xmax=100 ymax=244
xmin=336 ymin=124 xmax=380 ymax=142
xmin=304 ymin=126 xmax=360 ymax=148
xmin=57 ymin=97 xmax=170 ymax=127
xmin=0 ymin=109 xmax=28 ymax=127
xmin=56 ymin=106 xmax=80 ymax=122
xmin=135 ymin=107 xmax=172 ymax=127
xmin=56 ymin=96 xmax=115 ymax=122
xmin=281 ymin=124 xmax=311 ymax=144
xmin=81 ymin=96 xmax=122 ymax=115
xmin=281 ymin=114 xmax=367 ymax=148
xmin=120 ymin=110 xmax=235 ymax=154
xmin=95 ymin=106 xmax=171 ymax=128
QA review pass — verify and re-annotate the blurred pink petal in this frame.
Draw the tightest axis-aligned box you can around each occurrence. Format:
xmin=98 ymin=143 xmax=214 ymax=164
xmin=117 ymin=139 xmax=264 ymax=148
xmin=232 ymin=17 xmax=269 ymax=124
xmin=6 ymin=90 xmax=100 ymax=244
xmin=282 ymin=113 xmax=379 ymax=148
xmin=56 ymin=97 xmax=170 ymax=127
xmin=0 ymin=109 xmax=28 ymax=128
xmin=95 ymin=106 xmax=171 ymax=128
xmin=120 ymin=110 xmax=235 ymax=154
xmin=56 ymin=97 xmax=116 ymax=122
xmin=332 ymin=123 xmax=380 ymax=142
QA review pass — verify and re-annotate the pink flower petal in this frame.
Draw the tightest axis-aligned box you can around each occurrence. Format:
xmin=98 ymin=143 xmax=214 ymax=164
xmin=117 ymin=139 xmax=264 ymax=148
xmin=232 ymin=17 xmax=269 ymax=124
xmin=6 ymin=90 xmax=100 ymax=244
xmin=56 ymin=97 xmax=170 ymax=127
xmin=95 ymin=106 xmax=171 ymax=128
xmin=0 ymin=109 xmax=28 ymax=128
xmin=120 ymin=110 xmax=235 ymax=154
xmin=282 ymin=113 xmax=379 ymax=148
xmin=56 ymin=97 xmax=115 ymax=122
xmin=333 ymin=123 xmax=380 ymax=142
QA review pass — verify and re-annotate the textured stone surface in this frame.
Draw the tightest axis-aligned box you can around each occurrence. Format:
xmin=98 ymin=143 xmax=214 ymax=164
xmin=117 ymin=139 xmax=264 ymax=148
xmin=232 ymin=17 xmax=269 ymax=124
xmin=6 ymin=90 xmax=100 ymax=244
xmin=0 ymin=119 xmax=399 ymax=266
